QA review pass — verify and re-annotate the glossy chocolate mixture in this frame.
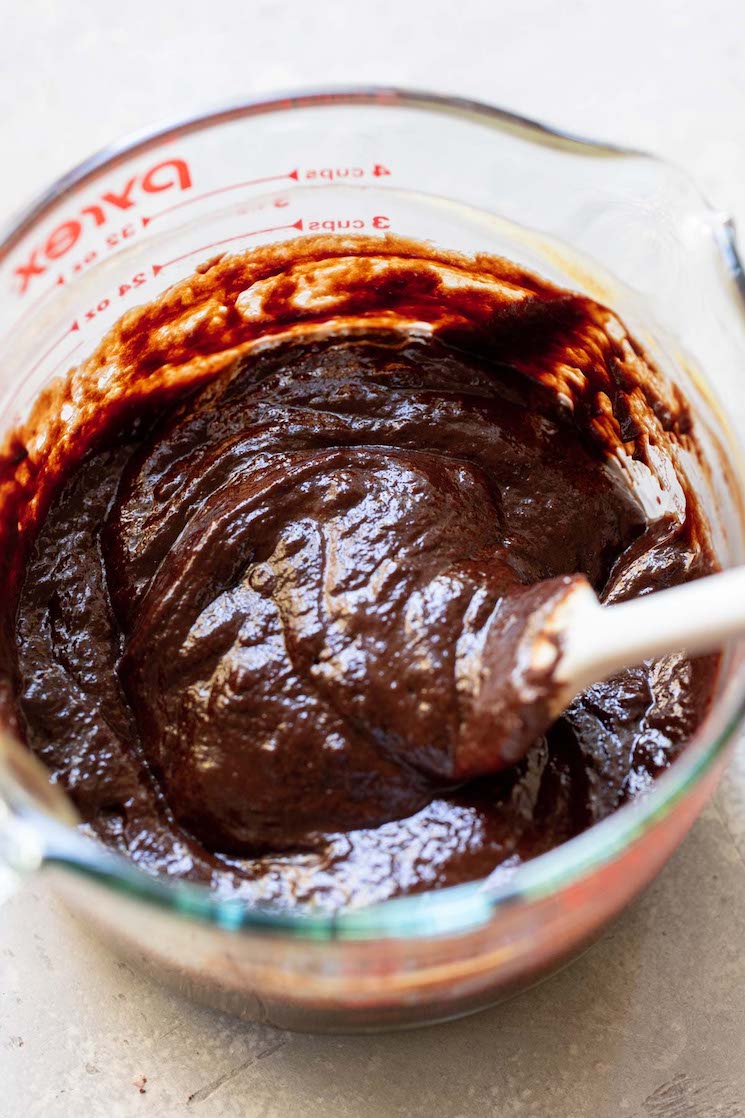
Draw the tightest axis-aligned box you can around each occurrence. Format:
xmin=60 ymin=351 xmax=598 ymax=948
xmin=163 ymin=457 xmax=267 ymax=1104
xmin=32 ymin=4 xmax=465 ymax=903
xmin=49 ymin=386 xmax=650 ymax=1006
xmin=0 ymin=236 xmax=719 ymax=909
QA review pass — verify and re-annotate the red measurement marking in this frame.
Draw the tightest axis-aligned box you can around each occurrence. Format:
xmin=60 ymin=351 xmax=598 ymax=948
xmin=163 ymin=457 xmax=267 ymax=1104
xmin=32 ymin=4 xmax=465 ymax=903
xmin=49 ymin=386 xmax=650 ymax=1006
xmin=302 ymin=163 xmax=392 ymax=182
xmin=27 ymin=320 xmax=80 ymax=377
xmin=153 ymin=219 xmax=304 ymax=274
xmin=306 ymin=215 xmax=390 ymax=232
xmin=15 ymin=158 xmax=193 ymax=295
xmin=145 ymin=170 xmax=299 ymax=225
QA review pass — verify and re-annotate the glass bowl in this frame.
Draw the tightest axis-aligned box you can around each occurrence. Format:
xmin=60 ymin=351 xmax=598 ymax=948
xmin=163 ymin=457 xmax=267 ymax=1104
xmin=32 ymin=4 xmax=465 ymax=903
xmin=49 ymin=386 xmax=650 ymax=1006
xmin=2 ymin=87 xmax=745 ymax=1033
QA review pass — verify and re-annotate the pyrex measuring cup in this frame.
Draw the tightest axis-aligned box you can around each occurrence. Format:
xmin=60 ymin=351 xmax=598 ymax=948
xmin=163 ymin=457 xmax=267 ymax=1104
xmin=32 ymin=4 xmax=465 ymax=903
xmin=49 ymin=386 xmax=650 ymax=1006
xmin=2 ymin=88 xmax=745 ymax=1032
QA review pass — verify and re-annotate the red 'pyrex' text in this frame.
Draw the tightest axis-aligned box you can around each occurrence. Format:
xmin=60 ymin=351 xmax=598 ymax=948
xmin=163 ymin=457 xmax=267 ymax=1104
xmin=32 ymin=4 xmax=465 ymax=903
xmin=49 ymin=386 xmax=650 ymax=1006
xmin=15 ymin=159 xmax=192 ymax=295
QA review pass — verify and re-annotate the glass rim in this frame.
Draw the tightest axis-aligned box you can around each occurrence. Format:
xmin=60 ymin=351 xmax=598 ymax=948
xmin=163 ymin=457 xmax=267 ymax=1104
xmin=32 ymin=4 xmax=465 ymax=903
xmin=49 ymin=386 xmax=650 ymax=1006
xmin=3 ymin=85 xmax=745 ymax=942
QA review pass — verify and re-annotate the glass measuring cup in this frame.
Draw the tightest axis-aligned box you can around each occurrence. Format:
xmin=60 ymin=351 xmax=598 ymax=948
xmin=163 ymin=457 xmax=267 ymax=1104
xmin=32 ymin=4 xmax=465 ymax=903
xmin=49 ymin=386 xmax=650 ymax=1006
xmin=2 ymin=88 xmax=745 ymax=1032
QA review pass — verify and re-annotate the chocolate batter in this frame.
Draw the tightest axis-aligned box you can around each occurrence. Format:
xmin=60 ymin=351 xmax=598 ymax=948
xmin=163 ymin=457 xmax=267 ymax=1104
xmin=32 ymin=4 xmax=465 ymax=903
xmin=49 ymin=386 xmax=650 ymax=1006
xmin=0 ymin=235 xmax=719 ymax=909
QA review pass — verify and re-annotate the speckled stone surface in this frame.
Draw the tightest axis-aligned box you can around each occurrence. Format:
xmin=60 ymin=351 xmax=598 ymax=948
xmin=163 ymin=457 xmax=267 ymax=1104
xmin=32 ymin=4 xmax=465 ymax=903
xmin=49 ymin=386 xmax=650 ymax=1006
xmin=3 ymin=3 xmax=745 ymax=1115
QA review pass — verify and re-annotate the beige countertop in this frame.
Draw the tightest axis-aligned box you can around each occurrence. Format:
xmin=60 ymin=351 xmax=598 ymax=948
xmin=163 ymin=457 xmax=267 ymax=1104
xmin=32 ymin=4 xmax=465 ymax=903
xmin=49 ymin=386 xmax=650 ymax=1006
xmin=3 ymin=2 xmax=745 ymax=1115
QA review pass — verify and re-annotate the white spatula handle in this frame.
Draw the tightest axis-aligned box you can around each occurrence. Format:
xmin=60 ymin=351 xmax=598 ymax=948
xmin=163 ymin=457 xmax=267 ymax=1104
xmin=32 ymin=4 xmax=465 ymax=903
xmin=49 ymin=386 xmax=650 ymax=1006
xmin=557 ymin=566 xmax=745 ymax=704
